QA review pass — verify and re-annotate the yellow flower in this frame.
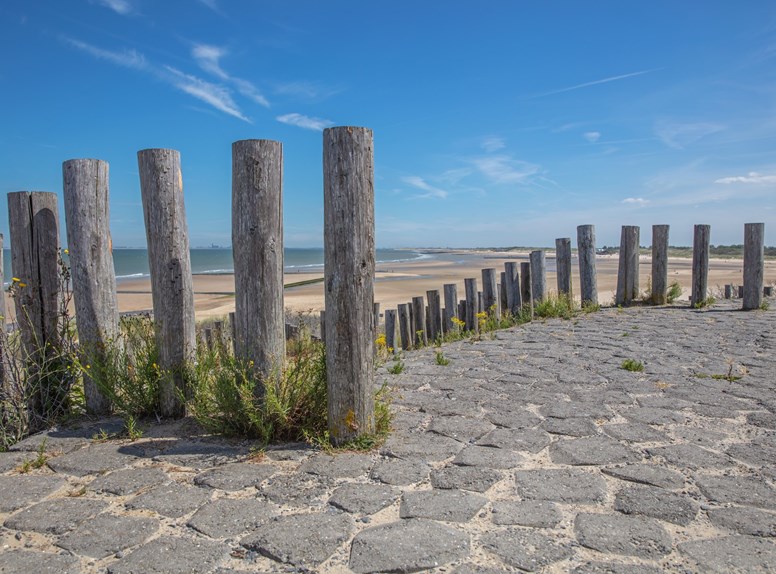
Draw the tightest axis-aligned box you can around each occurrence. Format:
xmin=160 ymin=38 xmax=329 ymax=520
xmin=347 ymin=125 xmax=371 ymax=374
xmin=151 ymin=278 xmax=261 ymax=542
xmin=18 ymin=282 xmax=27 ymax=288
xmin=63 ymin=248 xmax=69 ymax=255
xmin=12 ymin=277 xmax=20 ymax=283
xmin=85 ymin=365 xmax=91 ymax=370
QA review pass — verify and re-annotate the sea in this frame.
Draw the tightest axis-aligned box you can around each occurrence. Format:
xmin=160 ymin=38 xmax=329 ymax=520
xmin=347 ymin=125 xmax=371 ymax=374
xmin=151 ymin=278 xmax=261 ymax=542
xmin=2 ymin=248 xmax=425 ymax=286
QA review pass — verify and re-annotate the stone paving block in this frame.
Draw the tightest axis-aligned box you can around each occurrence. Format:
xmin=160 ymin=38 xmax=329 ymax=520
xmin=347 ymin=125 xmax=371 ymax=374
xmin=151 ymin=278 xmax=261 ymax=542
xmin=475 ymin=428 xmax=550 ymax=453
xmin=0 ymin=475 xmax=65 ymax=512
xmin=380 ymin=432 xmax=464 ymax=461
xmin=430 ymin=466 xmax=502 ymax=492
xmin=539 ymin=401 xmax=613 ymax=420
xmin=726 ymin=441 xmax=776 ymax=468
xmin=574 ymin=513 xmax=672 ymax=558
xmin=428 ymin=416 xmax=495 ymax=442
xmin=0 ymin=550 xmax=82 ymax=574
xmin=690 ymin=404 xmax=739 ymax=418
xmin=88 ymin=466 xmax=168 ymax=496
xmin=349 ymin=519 xmax=470 ymax=574
xmin=647 ymin=444 xmax=734 ymax=469
xmin=369 ymin=457 xmax=429 ymax=485
xmin=193 ymin=463 xmax=276 ymax=491
xmin=695 ymin=475 xmax=776 ymax=510
xmin=747 ymin=411 xmax=776 ymax=429
xmin=298 ymin=452 xmax=374 ymax=479
xmin=400 ymin=489 xmax=487 ymax=522
xmin=602 ymin=423 xmax=669 ymax=443
xmin=515 ymin=469 xmax=607 ymax=503
xmin=481 ymin=528 xmax=574 ymax=572
xmin=572 ymin=562 xmax=663 ymax=574
xmin=483 ymin=407 xmax=542 ymax=429
xmin=707 ymin=506 xmax=776 ymax=537
xmin=57 ymin=513 xmax=159 ymax=559
xmin=621 ymin=407 xmax=687 ymax=425
xmin=240 ymin=512 xmax=353 ymax=567
xmin=541 ymin=416 xmax=599 ymax=437
xmin=151 ymin=441 xmax=246 ymax=469
xmin=0 ymin=451 xmax=33 ymax=473
xmin=259 ymin=472 xmax=332 ymax=507
xmin=187 ymin=498 xmax=278 ymax=538
xmin=47 ymin=442 xmax=138 ymax=477
xmin=328 ymin=482 xmax=398 ymax=514
xmin=602 ymin=464 xmax=685 ymax=489
xmin=125 ymin=481 xmax=211 ymax=517
xmin=4 ymin=498 xmax=108 ymax=535
xmin=637 ymin=395 xmax=692 ymax=410
xmin=678 ymin=535 xmax=776 ymax=573
xmin=107 ymin=535 xmax=230 ymax=574
xmin=614 ymin=484 xmax=699 ymax=525
xmin=418 ymin=396 xmax=483 ymax=417
xmin=550 ymin=436 xmax=641 ymax=466
xmin=670 ymin=427 xmax=725 ymax=447
xmin=452 ymin=564 xmax=514 ymax=574
xmin=453 ymin=445 xmax=523 ymax=469
xmin=263 ymin=441 xmax=313 ymax=461
xmin=490 ymin=500 xmax=562 ymax=527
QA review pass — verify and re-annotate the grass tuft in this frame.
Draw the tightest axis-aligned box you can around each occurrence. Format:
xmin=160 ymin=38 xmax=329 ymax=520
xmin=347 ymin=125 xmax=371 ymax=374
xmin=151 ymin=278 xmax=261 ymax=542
xmin=621 ymin=358 xmax=644 ymax=372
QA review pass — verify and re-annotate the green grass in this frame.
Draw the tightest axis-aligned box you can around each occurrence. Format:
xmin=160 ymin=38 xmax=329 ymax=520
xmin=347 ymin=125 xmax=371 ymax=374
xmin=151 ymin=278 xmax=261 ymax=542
xmin=666 ymin=281 xmax=683 ymax=303
xmin=621 ymin=359 xmax=645 ymax=372
xmin=387 ymin=357 xmax=405 ymax=375
xmin=435 ymin=350 xmax=450 ymax=366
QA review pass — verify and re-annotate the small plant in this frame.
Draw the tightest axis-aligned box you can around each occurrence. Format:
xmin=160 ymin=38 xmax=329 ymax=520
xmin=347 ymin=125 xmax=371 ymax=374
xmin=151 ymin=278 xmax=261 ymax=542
xmin=534 ymin=293 xmax=576 ymax=320
xmin=666 ymin=281 xmax=683 ymax=303
xmin=761 ymin=301 xmax=770 ymax=311
xmin=621 ymin=359 xmax=644 ymax=372
xmin=435 ymin=350 xmax=449 ymax=366
xmin=387 ymin=357 xmax=405 ymax=375
xmin=693 ymin=296 xmax=716 ymax=309
xmin=17 ymin=439 xmax=49 ymax=473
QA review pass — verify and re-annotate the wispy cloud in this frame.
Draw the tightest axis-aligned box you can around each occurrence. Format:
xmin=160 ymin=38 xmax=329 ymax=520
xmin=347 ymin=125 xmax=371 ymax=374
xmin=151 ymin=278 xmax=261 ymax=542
xmin=715 ymin=171 xmax=776 ymax=184
xmin=273 ymin=81 xmax=341 ymax=100
xmin=470 ymin=155 xmax=540 ymax=184
xmin=65 ymin=37 xmax=146 ymax=69
xmin=276 ymin=112 xmax=333 ymax=131
xmin=532 ymin=69 xmax=659 ymax=98
xmin=197 ymin=0 xmax=220 ymax=12
xmin=95 ymin=0 xmax=132 ymax=15
xmin=583 ymin=131 xmax=601 ymax=143
xmin=622 ymin=197 xmax=649 ymax=206
xmin=481 ymin=136 xmax=505 ymax=152
xmin=655 ymin=120 xmax=725 ymax=149
xmin=191 ymin=43 xmax=269 ymax=107
xmin=401 ymin=176 xmax=448 ymax=199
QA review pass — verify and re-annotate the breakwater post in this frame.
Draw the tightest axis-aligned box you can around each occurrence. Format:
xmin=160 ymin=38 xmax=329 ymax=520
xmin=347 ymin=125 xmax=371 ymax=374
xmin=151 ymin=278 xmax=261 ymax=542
xmin=691 ymin=224 xmax=710 ymax=307
xmin=530 ymin=250 xmax=546 ymax=304
xmin=426 ymin=290 xmax=442 ymax=341
xmin=555 ymin=238 xmax=572 ymax=298
xmin=398 ymin=303 xmax=412 ymax=350
xmin=504 ymin=261 xmax=521 ymax=315
xmin=412 ymin=295 xmax=427 ymax=346
xmin=482 ymin=268 xmax=499 ymax=318
xmin=465 ymin=278 xmax=478 ymax=332
xmin=443 ymin=283 xmax=458 ymax=333
xmin=384 ymin=308 xmax=397 ymax=353
xmin=577 ymin=224 xmax=598 ymax=307
xmin=743 ymin=223 xmax=765 ymax=311
xmin=651 ymin=224 xmax=669 ymax=305
xmin=615 ymin=225 xmax=640 ymax=306
xmin=520 ymin=262 xmax=533 ymax=317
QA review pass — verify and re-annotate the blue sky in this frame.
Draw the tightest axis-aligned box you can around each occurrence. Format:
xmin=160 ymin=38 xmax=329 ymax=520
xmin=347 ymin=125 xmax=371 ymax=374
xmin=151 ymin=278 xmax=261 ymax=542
xmin=1 ymin=1 xmax=775 ymax=249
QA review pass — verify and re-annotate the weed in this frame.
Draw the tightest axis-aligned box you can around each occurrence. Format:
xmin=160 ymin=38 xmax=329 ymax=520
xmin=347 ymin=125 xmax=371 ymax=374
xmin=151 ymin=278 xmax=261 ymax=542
xmin=534 ymin=293 xmax=576 ymax=320
xmin=17 ymin=439 xmax=49 ymax=473
xmin=621 ymin=359 xmax=644 ymax=372
xmin=761 ymin=301 xmax=770 ymax=311
xmin=693 ymin=296 xmax=716 ymax=309
xmin=387 ymin=357 xmax=405 ymax=375
xmin=435 ymin=350 xmax=450 ymax=366
xmin=666 ymin=281 xmax=683 ymax=304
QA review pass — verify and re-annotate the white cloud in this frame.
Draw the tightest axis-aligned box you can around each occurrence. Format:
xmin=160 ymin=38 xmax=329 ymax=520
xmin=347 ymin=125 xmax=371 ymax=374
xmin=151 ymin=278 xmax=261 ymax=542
xmin=714 ymin=172 xmax=776 ymax=184
xmin=622 ymin=197 xmax=649 ymax=206
xmin=471 ymin=155 xmax=540 ymax=184
xmin=96 ymin=0 xmax=132 ymax=15
xmin=191 ymin=43 xmax=269 ymax=107
xmin=65 ymin=38 xmax=146 ymax=69
xmin=583 ymin=131 xmax=601 ymax=143
xmin=533 ymin=69 xmax=659 ymax=98
xmin=655 ymin=121 xmax=724 ymax=149
xmin=164 ymin=66 xmax=250 ymax=122
xmin=401 ymin=176 xmax=448 ymax=199
xmin=276 ymin=112 xmax=333 ymax=131
xmin=481 ymin=137 xmax=505 ymax=152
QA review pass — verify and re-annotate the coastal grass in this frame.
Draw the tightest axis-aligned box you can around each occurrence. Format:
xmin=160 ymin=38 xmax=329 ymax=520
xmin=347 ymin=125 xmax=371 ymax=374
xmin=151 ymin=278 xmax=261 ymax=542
xmin=621 ymin=358 xmax=645 ymax=372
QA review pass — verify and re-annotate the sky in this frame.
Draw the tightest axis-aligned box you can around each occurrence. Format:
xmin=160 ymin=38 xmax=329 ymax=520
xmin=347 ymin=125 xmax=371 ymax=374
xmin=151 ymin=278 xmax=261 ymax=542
xmin=1 ymin=1 xmax=775 ymax=249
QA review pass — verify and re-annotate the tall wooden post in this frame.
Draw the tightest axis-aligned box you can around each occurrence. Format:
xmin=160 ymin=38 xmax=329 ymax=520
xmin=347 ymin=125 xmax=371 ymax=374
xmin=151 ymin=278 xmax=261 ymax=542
xmin=323 ymin=126 xmax=375 ymax=444
xmin=615 ymin=226 xmax=640 ymax=306
xmin=232 ymin=140 xmax=285 ymax=391
xmin=504 ymin=261 xmax=520 ymax=315
xmin=530 ymin=250 xmax=546 ymax=303
xmin=426 ymin=290 xmax=442 ymax=342
xmin=443 ymin=283 xmax=458 ymax=333
xmin=651 ymin=224 xmax=669 ymax=305
xmin=137 ymin=149 xmax=196 ymax=418
xmin=0 ymin=233 xmax=5 ymax=325
xmin=464 ymin=278 xmax=478 ymax=332
xmin=398 ymin=303 xmax=412 ymax=350
xmin=520 ymin=262 xmax=533 ymax=317
xmin=577 ymin=224 xmax=598 ymax=308
xmin=691 ymin=224 xmax=710 ymax=307
xmin=481 ymin=268 xmax=499 ymax=318
xmin=0 ymin=233 xmax=5 ymax=391
xmin=555 ymin=238 xmax=572 ymax=298
xmin=743 ymin=223 xmax=765 ymax=311
xmin=384 ymin=309 xmax=397 ymax=353
xmin=499 ymin=273 xmax=508 ymax=315
xmin=411 ymin=296 xmax=427 ymax=347
xmin=62 ymin=159 xmax=119 ymax=415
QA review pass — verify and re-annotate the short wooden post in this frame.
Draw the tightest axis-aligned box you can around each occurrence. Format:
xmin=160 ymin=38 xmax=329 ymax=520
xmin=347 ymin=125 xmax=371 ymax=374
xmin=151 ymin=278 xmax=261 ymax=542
xmin=764 ymin=286 xmax=774 ymax=297
xmin=62 ymin=159 xmax=119 ymax=415
xmin=232 ymin=139 xmax=285 ymax=391
xmin=323 ymin=126 xmax=375 ymax=444
xmin=499 ymin=273 xmax=508 ymax=315
xmin=724 ymin=284 xmax=733 ymax=299
xmin=555 ymin=238 xmax=572 ymax=298
xmin=742 ymin=223 xmax=765 ymax=311
xmin=398 ymin=303 xmax=412 ymax=350
xmin=691 ymin=224 xmax=711 ymax=307
xmin=384 ymin=309 xmax=397 ymax=353
xmin=577 ymin=224 xmax=598 ymax=307
xmin=481 ymin=268 xmax=499 ymax=318
xmin=412 ymin=296 xmax=427 ymax=347
xmin=529 ymin=250 xmax=546 ymax=303
xmin=651 ymin=224 xmax=669 ymax=305
xmin=520 ymin=262 xmax=533 ymax=317
xmin=138 ymin=149 xmax=196 ymax=418
xmin=615 ymin=225 xmax=640 ymax=306
xmin=504 ymin=261 xmax=520 ymax=315
xmin=426 ymin=290 xmax=442 ymax=342
xmin=443 ymin=283 xmax=458 ymax=333
xmin=228 ymin=311 xmax=236 ymax=349
xmin=464 ymin=278 xmax=478 ymax=332
xmin=458 ymin=300 xmax=466 ymax=325
xmin=204 ymin=327 xmax=214 ymax=351
xmin=477 ymin=291 xmax=484 ymax=313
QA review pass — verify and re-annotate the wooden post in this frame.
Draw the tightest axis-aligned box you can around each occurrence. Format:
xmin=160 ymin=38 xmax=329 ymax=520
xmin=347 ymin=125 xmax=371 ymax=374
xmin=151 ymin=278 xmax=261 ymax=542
xmin=529 ymin=250 xmax=546 ymax=303
xmin=137 ymin=149 xmax=196 ymax=418
xmin=426 ymin=290 xmax=442 ymax=342
xmin=412 ymin=296 xmax=427 ymax=347
xmin=204 ymin=327 xmax=214 ymax=351
xmin=691 ymin=224 xmax=710 ymax=307
xmin=62 ymin=159 xmax=119 ymax=415
xmin=520 ymin=262 xmax=533 ymax=317
xmin=464 ymin=278 xmax=478 ymax=332
xmin=764 ymin=286 xmax=774 ymax=297
xmin=232 ymin=140 xmax=285 ymax=391
xmin=481 ymin=268 xmax=499 ymax=318
xmin=458 ymin=300 xmax=466 ymax=326
xmin=555 ymin=238 xmax=572 ymax=298
xmin=323 ymin=126 xmax=375 ymax=444
xmin=577 ymin=224 xmax=598 ymax=307
xmin=443 ymin=283 xmax=458 ymax=333
xmin=504 ymin=261 xmax=520 ymax=315
xmin=384 ymin=309 xmax=397 ymax=354
xmin=615 ymin=225 xmax=640 ymax=306
xmin=398 ymin=303 xmax=412 ymax=350
xmin=724 ymin=284 xmax=733 ymax=299
xmin=651 ymin=225 xmax=669 ymax=305
xmin=0 ymin=233 xmax=5 ymax=389
xmin=228 ymin=311 xmax=236 ymax=350
xmin=742 ymin=223 xmax=765 ymax=311
xmin=0 ymin=233 xmax=5 ymax=325
xmin=499 ymin=273 xmax=508 ymax=315
xmin=477 ymin=291 xmax=484 ymax=313
xmin=738 ymin=285 xmax=744 ymax=299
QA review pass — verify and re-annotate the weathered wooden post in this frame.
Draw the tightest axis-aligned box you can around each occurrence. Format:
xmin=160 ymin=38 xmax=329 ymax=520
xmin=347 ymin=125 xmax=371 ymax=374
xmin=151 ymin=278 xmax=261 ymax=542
xmin=504 ymin=261 xmax=520 ymax=315
xmin=443 ymin=283 xmax=458 ymax=333
xmin=384 ymin=309 xmax=397 ymax=353
xmin=724 ymin=284 xmax=733 ymax=300
xmin=530 ymin=250 xmax=546 ymax=303
xmin=0 ymin=233 xmax=5 ymax=324
xmin=615 ymin=225 xmax=640 ymax=306
xmin=577 ymin=224 xmax=598 ymax=308
xmin=426 ymin=290 xmax=442 ymax=342
xmin=138 ymin=149 xmax=196 ymax=418
xmin=0 ymin=233 xmax=5 ymax=390
xmin=464 ymin=278 xmax=478 ymax=332
xmin=742 ymin=223 xmax=765 ymax=311
xmin=398 ymin=303 xmax=412 ymax=350
xmin=481 ymin=268 xmax=499 ymax=318
xmin=651 ymin=225 xmax=669 ymax=305
xmin=323 ymin=126 xmax=375 ymax=444
xmin=232 ymin=140 xmax=285 ymax=390
xmin=691 ymin=224 xmax=710 ymax=307
xmin=555 ymin=238 xmax=572 ymax=298
xmin=499 ymin=273 xmax=508 ymax=315
xmin=520 ymin=262 xmax=533 ymax=317
xmin=738 ymin=285 xmax=744 ymax=299
xmin=62 ymin=159 xmax=119 ymax=415
xmin=412 ymin=296 xmax=427 ymax=347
